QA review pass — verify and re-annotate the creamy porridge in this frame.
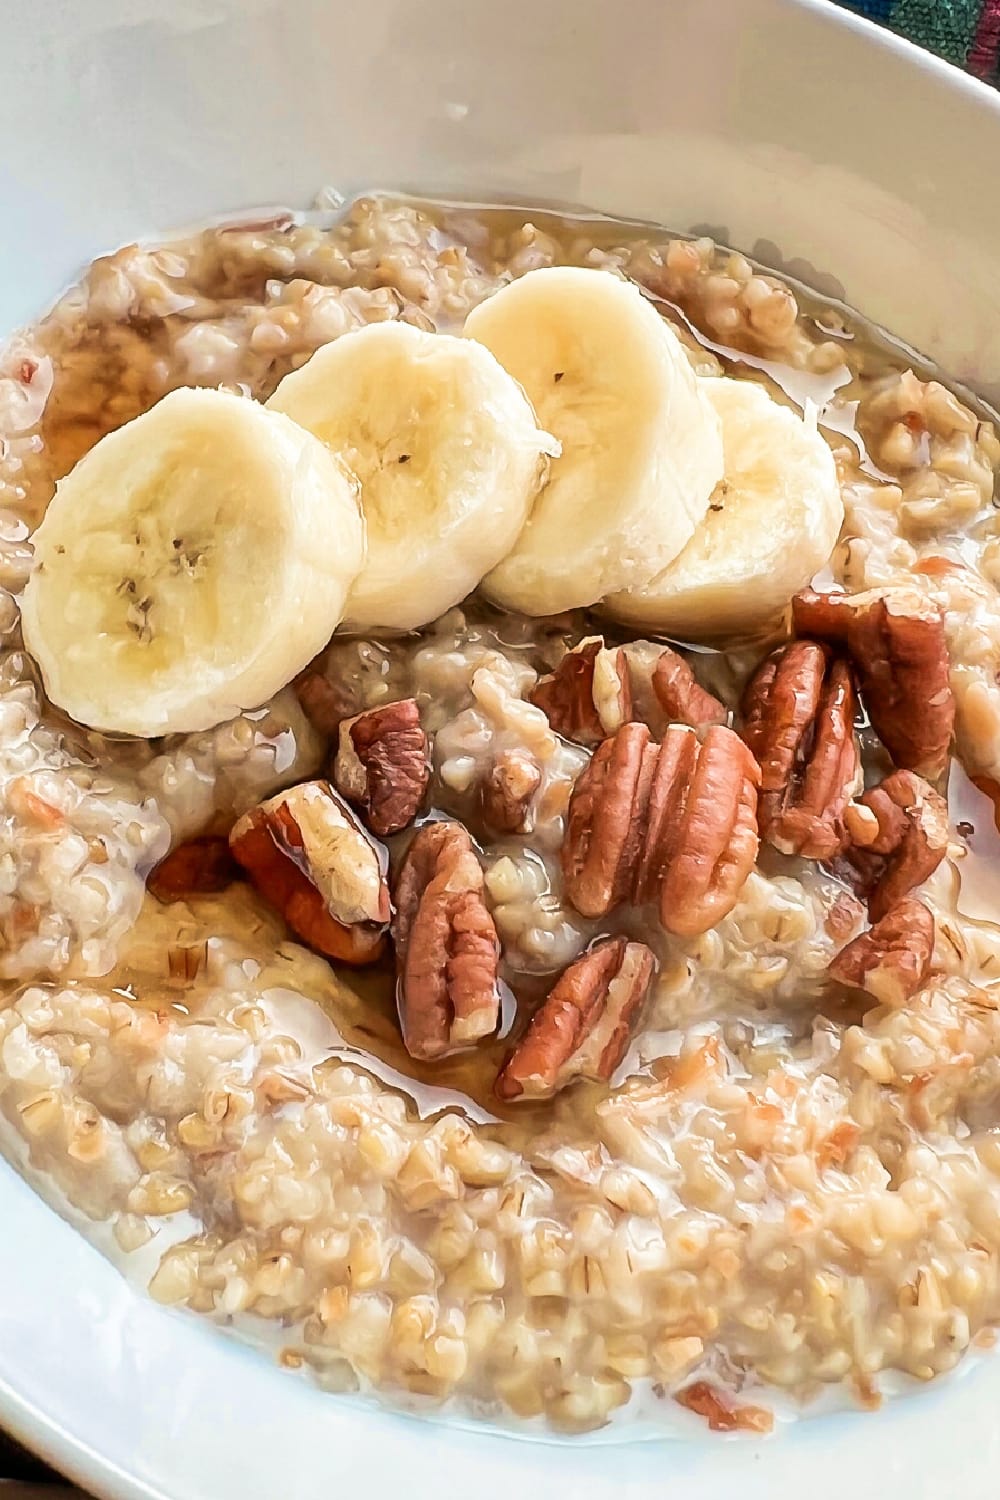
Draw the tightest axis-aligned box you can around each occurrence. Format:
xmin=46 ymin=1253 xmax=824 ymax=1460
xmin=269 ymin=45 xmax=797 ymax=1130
xmin=2 ymin=192 xmax=1000 ymax=1435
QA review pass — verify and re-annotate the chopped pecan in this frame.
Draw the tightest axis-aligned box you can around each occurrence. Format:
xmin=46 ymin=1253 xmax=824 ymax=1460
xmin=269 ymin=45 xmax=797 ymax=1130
xmin=166 ymin=940 xmax=208 ymax=985
xmin=148 ymin=836 xmax=239 ymax=903
xmin=741 ymin=641 xmax=859 ymax=859
xmin=495 ymin=937 xmax=654 ymax=1102
xmin=824 ymin=889 xmax=867 ymax=945
xmin=816 ymin=1120 xmax=860 ymax=1171
xmin=229 ymin=781 xmax=388 ymax=964
xmin=334 ymin=698 xmax=429 ymax=837
xmin=651 ymin=646 xmax=728 ymax=730
xmin=481 ymin=748 xmax=541 ymax=834
xmin=9 ymin=782 xmax=65 ymax=830
xmin=793 ymin=586 xmax=954 ymax=779
xmin=970 ymin=773 xmax=1000 ymax=834
xmin=561 ymin=722 xmax=654 ymax=917
xmin=392 ymin=821 xmax=500 ymax=1060
xmin=675 ymin=1382 xmax=774 ymax=1434
xmin=530 ymin=636 xmax=632 ymax=746
xmin=562 ymin=723 xmax=759 ymax=935
xmin=830 ymin=896 xmax=934 ymax=1007
xmin=292 ymin=666 xmax=353 ymax=738
xmin=843 ymin=768 xmax=948 ymax=920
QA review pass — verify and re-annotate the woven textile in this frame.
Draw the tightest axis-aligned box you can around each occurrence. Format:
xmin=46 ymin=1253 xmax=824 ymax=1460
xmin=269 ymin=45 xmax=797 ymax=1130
xmin=838 ymin=0 xmax=1000 ymax=79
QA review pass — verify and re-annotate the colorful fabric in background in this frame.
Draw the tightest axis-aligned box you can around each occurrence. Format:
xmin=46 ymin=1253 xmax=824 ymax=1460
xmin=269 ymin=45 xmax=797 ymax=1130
xmin=837 ymin=0 xmax=1000 ymax=80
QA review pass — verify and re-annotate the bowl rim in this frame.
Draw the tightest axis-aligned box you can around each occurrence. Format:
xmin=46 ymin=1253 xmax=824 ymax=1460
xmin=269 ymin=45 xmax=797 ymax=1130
xmin=797 ymin=0 xmax=1000 ymax=106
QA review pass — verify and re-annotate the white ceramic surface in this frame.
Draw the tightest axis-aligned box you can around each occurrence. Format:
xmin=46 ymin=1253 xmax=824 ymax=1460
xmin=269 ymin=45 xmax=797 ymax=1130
xmin=3 ymin=1 xmax=1000 ymax=1495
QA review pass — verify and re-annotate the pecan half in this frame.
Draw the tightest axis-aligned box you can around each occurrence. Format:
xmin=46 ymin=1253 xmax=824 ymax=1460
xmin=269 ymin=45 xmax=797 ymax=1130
xmin=561 ymin=722 xmax=654 ymax=917
xmin=333 ymin=698 xmax=429 ymax=837
xmin=230 ymin=781 xmax=388 ymax=964
xmin=652 ymin=646 xmax=728 ymax=730
xmin=633 ymin=725 xmax=699 ymax=901
xmin=562 ymin=723 xmax=760 ymax=935
xmin=481 ymin=748 xmax=541 ymax=834
xmin=392 ymin=821 xmax=500 ymax=1060
xmin=147 ymin=836 xmax=239 ymax=902
xmin=741 ymin=641 xmax=859 ymax=859
xmin=495 ymin=937 xmax=654 ymax=1101
xmin=829 ymin=896 xmax=934 ymax=1007
xmin=657 ymin=726 xmax=760 ymax=937
xmin=793 ymin=586 xmax=954 ymax=779
xmin=843 ymin=768 xmax=948 ymax=920
xmin=530 ymin=636 xmax=632 ymax=746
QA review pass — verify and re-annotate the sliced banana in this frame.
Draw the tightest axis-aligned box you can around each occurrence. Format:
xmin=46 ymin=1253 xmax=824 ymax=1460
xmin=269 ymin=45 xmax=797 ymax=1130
xmin=605 ymin=377 xmax=844 ymax=638
xmin=463 ymin=266 xmax=724 ymax=615
xmin=267 ymin=321 xmax=556 ymax=632
xmin=21 ymin=387 xmax=364 ymax=737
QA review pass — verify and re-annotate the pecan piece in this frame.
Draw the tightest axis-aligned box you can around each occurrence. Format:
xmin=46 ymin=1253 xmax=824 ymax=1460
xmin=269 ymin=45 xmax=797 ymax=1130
xmin=530 ymin=636 xmax=632 ymax=746
xmin=843 ymin=768 xmax=948 ymax=920
xmin=229 ymin=781 xmax=388 ymax=964
xmin=9 ymin=782 xmax=65 ymax=830
xmin=741 ymin=641 xmax=859 ymax=859
xmin=561 ymin=722 xmax=654 ymax=917
xmin=675 ymin=1382 xmax=774 ymax=1434
xmin=481 ymin=748 xmax=541 ymax=834
xmin=334 ymin=698 xmax=429 ymax=837
xmin=147 ymin=836 xmax=239 ymax=903
xmin=393 ymin=821 xmax=500 ymax=1060
xmin=793 ymin=586 xmax=954 ymax=779
xmin=495 ymin=937 xmax=654 ymax=1101
xmin=292 ymin=666 xmax=352 ymax=738
xmin=166 ymin=941 xmax=209 ymax=985
xmin=830 ymin=896 xmax=934 ymax=1006
xmin=562 ymin=723 xmax=760 ymax=935
xmin=651 ymin=646 xmax=728 ymax=730
xmin=824 ymin=888 xmax=867 ymax=945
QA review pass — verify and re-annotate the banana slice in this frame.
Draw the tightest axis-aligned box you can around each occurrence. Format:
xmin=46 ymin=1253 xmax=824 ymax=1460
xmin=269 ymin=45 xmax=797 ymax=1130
xmin=267 ymin=321 xmax=556 ymax=631
xmin=605 ymin=377 xmax=844 ymax=638
xmin=21 ymin=387 xmax=364 ymax=737
xmin=463 ymin=266 xmax=724 ymax=615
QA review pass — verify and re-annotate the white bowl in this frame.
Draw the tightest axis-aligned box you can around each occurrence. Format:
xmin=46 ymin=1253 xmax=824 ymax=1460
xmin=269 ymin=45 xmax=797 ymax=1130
xmin=3 ymin=2 xmax=1000 ymax=1496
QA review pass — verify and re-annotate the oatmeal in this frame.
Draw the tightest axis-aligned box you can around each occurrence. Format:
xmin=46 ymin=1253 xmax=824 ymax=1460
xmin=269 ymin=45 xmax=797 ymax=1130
xmin=1 ymin=192 xmax=1000 ymax=1434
